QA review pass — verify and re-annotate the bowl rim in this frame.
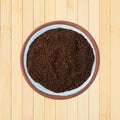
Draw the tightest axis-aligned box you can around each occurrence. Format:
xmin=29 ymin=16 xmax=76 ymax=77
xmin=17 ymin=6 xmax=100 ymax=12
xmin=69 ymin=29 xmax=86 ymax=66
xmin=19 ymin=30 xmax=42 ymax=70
xmin=20 ymin=20 xmax=100 ymax=100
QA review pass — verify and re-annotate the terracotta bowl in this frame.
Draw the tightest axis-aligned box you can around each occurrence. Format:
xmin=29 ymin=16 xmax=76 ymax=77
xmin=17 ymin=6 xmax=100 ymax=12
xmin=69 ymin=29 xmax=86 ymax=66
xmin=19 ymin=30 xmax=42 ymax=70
xmin=20 ymin=21 xmax=100 ymax=100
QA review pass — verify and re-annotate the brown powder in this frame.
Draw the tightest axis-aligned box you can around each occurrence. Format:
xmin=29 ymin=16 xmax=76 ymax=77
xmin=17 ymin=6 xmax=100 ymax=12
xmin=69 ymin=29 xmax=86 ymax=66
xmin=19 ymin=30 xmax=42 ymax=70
xmin=27 ymin=28 xmax=94 ymax=93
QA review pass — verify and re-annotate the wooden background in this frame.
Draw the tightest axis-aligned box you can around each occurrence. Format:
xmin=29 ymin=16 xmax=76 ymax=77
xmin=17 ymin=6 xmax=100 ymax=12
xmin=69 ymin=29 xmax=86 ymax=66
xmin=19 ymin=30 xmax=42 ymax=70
xmin=0 ymin=0 xmax=120 ymax=120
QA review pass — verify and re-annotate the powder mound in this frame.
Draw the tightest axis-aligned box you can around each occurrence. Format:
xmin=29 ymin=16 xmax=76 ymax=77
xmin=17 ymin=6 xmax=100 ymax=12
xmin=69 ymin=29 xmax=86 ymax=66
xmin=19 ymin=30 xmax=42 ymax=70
xmin=27 ymin=28 xmax=94 ymax=93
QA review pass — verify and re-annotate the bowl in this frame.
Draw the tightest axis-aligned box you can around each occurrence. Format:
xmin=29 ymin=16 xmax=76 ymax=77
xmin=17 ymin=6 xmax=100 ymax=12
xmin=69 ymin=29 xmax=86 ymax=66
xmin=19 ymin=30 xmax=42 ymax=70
xmin=20 ymin=21 xmax=100 ymax=99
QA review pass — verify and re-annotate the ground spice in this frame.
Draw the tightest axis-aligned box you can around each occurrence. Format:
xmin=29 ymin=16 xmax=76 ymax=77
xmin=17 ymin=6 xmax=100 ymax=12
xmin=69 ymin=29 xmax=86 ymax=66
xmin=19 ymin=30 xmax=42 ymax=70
xmin=27 ymin=28 xmax=94 ymax=93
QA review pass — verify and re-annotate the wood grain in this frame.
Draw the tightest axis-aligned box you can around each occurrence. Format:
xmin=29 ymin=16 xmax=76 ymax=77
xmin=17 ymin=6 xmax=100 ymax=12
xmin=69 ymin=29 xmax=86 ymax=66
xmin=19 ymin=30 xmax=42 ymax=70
xmin=100 ymin=0 xmax=111 ymax=120
xmin=12 ymin=0 xmax=22 ymax=120
xmin=0 ymin=0 xmax=11 ymax=120
xmin=0 ymin=0 xmax=120 ymax=120
xmin=23 ymin=0 xmax=34 ymax=120
xmin=111 ymin=0 xmax=120 ymax=120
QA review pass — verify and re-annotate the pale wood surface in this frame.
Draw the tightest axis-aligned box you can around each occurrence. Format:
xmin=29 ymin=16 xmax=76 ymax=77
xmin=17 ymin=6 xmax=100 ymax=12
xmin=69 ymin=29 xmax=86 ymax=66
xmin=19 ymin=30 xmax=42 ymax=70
xmin=22 ymin=1 xmax=34 ymax=120
xmin=12 ymin=0 xmax=22 ymax=120
xmin=99 ymin=0 xmax=111 ymax=120
xmin=0 ymin=0 xmax=119 ymax=120
xmin=111 ymin=0 xmax=120 ymax=120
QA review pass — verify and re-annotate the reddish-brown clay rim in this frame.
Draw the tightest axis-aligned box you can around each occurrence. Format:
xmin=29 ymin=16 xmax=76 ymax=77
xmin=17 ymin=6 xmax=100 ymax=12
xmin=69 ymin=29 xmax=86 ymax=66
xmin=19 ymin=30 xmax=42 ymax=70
xmin=20 ymin=21 xmax=100 ymax=100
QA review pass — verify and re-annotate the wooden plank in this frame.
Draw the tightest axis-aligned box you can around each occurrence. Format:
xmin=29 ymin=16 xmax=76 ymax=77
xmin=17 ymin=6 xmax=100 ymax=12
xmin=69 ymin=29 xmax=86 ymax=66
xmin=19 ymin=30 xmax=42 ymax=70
xmin=34 ymin=0 xmax=44 ymax=25
xmin=45 ymin=0 xmax=55 ymax=21
xmin=33 ymin=0 xmax=44 ymax=120
xmin=78 ymin=0 xmax=88 ymax=27
xmin=44 ymin=1 xmax=56 ymax=120
xmin=66 ymin=1 xmax=77 ymax=120
xmin=111 ymin=0 xmax=120 ymax=120
xmin=45 ymin=99 xmax=55 ymax=120
xmin=66 ymin=0 xmax=77 ymax=22
xmin=11 ymin=0 xmax=22 ymax=120
xmin=88 ymin=0 xmax=99 ymax=120
xmin=56 ymin=1 xmax=66 ymax=120
xmin=77 ymin=0 xmax=88 ymax=120
xmin=56 ymin=0 xmax=66 ymax=20
xmin=0 ymin=0 xmax=11 ymax=120
xmin=22 ymin=0 xmax=34 ymax=120
xmin=56 ymin=100 xmax=66 ymax=120
xmin=100 ymin=0 xmax=111 ymax=120
xmin=67 ymin=97 xmax=77 ymax=120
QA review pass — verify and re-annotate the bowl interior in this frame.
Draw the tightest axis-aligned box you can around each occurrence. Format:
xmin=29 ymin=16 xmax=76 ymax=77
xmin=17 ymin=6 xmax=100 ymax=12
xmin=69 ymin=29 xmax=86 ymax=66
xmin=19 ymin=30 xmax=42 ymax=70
xmin=23 ymin=24 xmax=96 ymax=96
